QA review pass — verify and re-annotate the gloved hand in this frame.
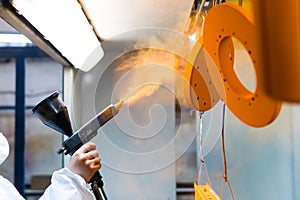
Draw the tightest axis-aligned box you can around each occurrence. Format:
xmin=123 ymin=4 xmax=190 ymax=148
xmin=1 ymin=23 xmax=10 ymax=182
xmin=67 ymin=142 xmax=101 ymax=182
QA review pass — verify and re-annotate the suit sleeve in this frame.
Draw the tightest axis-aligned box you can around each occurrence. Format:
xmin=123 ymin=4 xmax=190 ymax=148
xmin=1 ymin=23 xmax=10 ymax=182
xmin=40 ymin=168 xmax=94 ymax=200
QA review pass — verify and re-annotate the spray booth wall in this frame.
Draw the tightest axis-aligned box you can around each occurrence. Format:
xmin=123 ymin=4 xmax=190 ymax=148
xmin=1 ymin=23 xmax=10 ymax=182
xmin=68 ymin=46 xmax=300 ymax=200
xmin=0 ymin=53 xmax=299 ymax=200
xmin=0 ymin=57 xmax=198 ymax=198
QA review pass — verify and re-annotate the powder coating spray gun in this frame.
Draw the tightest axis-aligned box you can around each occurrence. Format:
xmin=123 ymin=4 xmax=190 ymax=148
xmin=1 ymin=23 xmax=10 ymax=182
xmin=32 ymin=91 xmax=124 ymax=200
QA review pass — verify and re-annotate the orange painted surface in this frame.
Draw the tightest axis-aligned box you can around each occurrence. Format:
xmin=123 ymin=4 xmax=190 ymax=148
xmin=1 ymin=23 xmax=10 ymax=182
xmin=202 ymin=3 xmax=282 ymax=127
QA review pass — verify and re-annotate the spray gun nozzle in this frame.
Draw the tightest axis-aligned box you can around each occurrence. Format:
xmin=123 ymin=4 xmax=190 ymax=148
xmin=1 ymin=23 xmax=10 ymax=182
xmin=114 ymin=100 xmax=124 ymax=111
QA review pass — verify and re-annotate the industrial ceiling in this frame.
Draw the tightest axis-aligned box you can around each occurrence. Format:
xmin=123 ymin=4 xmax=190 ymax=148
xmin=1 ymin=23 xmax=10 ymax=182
xmin=0 ymin=0 xmax=194 ymax=70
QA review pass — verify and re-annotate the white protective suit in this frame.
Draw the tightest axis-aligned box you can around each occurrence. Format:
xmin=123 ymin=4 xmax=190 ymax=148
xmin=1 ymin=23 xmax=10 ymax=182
xmin=0 ymin=132 xmax=95 ymax=200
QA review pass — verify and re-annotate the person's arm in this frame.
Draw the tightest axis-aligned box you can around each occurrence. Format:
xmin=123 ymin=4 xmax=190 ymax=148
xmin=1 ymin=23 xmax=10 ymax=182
xmin=40 ymin=142 xmax=101 ymax=200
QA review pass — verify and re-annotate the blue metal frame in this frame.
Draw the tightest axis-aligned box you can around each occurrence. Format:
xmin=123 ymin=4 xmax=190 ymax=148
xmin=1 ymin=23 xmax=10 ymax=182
xmin=0 ymin=46 xmax=49 ymax=197
xmin=0 ymin=46 xmax=49 ymax=57
xmin=15 ymin=57 xmax=25 ymax=196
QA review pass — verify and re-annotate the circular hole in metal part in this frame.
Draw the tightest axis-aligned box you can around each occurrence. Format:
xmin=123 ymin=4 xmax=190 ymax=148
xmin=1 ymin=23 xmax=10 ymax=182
xmin=223 ymin=79 xmax=227 ymax=82
xmin=248 ymin=50 xmax=252 ymax=55
xmin=244 ymin=41 xmax=248 ymax=45
xmin=203 ymin=102 xmax=207 ymax=106
xmin=252 ymin=97 xmax=255 ymax=101
xmin=212 ymin=99 xmax=215 ymax=102
xmin=194 ymin=83 xmax=197 ymax=87
xmin=219 ymin=35 xmax=222 ymax=38
xmin=197 ymin=97 xmax=199 ymax=100
xmin=232 ymin=37 xmax=257 ymax=93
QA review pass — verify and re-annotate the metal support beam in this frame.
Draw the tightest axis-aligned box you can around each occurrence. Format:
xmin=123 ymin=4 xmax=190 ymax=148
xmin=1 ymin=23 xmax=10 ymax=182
xmin=0 ymin=46 xmax=49 ymax=57
xmin=14 ymin=56 xmax=25 ymax=197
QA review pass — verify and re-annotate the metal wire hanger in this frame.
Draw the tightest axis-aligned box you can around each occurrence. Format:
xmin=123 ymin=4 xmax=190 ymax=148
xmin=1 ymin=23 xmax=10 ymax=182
xmin=197 ymin=111 xmax=212 ymax=185
xmin=220 ymin=103 xmax=235 ymax=200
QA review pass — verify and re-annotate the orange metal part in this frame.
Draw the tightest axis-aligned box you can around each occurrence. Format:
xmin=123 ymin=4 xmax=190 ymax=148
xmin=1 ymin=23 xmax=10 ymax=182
xmin=253 ymin=0 xmax=300 ymax=102
xmin=203 ymin=3 xmax=282 ymax=127
xmin=183 ymin=37 xmax=220 ymax=111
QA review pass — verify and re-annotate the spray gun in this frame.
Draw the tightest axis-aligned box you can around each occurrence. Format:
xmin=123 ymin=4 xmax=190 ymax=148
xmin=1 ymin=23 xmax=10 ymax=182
xmin=32 ymin=91 xmax=123 ymax=200
xmin=57 ymin=99 xmax=124 ymax=155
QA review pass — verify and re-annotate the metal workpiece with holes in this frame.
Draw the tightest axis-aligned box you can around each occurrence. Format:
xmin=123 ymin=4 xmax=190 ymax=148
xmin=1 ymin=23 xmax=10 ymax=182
xmin=202 ymin=3 xmax=282 ymax=127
